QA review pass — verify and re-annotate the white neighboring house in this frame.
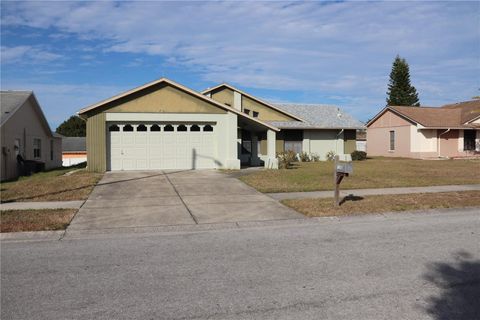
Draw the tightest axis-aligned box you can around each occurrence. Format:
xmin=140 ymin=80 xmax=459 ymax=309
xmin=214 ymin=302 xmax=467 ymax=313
xmin=1 ymin=91 xmax=62 ymax=181
xmin=61 ymin=136 xmax=87 ymax=167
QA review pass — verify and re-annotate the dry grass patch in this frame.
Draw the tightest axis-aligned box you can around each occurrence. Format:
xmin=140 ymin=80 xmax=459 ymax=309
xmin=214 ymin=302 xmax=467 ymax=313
xmin=1 ymin=168 xmax=103 ymax=202
xmin=240 ymin=158 xmax=480 ymax=193
xmin=282 ymin=191 xmax=480 ymax=217
xmin=0 ymin=209 xmax=77 ymax=233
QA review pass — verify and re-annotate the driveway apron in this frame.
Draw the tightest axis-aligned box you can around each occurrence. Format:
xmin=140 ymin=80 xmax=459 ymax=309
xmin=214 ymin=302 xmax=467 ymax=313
xmin=68 ymin=170 xmax=302 ymax=230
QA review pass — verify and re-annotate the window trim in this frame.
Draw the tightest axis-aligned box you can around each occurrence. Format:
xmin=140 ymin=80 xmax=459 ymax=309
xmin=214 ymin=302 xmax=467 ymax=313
xmin=389 ymin=130 xmax=395 ymax=151
xmin=33 ymin=138 xmax=42 ymax=159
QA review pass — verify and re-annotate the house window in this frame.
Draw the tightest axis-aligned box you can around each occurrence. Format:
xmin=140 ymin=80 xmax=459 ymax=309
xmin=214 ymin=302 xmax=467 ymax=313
xmin=252 ymin=111 xmax=259 ymax=118
xmin=244 ymin=109 xmax=250 ymax=115
xmin=464 ymin=130 xmax=476 ymax=151
xmin=389 ymin=131 xmax=395 ymax=151
xmin=50 ymin=140 xmax=54 ymax=160
xmin=33 ymin=138 xmax=41 ymax=159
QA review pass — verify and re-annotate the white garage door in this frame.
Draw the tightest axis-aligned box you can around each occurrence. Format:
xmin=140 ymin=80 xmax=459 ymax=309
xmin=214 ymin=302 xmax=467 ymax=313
xmin=108 ymin=123 xmax=216 ymax=170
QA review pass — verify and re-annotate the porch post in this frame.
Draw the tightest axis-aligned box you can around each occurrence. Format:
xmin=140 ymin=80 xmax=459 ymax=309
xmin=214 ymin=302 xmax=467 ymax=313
xmin=266 ymin=129 xmax=278 ymax=169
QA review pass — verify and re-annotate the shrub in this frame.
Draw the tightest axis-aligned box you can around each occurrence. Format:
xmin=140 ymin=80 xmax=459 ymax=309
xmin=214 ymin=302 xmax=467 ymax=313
xmin=325 ymin=150 xmax=337 ymax=161
xmin=310 ymin=153 xmax=320 ymax=162
xmin=351 ymin=151 xmax=367 ymax=161
xmin=277 ymin=150 xmax=297 ymax=169
xmin=299 ymin=152 xmax=311 ymax=162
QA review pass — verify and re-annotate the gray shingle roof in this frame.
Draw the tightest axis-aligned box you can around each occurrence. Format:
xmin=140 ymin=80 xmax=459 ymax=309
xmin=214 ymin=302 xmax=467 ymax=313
xmin=0 ymin=91 xmax=32 ymax=126
xmin=62 ymin=137 xmax=86 ymax=152
xmin=268 ymin=103 xmax=365 ymax=129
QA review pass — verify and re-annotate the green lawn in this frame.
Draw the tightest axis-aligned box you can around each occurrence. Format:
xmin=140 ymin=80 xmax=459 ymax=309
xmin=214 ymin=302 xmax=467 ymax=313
xmin=1 ymin=166 xmax=103 ymax=202
xmin=239 ymin=157 xmax=480 ymax=193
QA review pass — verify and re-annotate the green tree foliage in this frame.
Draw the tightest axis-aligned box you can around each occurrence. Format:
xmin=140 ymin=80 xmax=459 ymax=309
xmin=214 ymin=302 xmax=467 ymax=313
xmin=386 ymin=55 xmax=420 ymax=106
xmin=56 ymin=115 xmax=86 ymax=137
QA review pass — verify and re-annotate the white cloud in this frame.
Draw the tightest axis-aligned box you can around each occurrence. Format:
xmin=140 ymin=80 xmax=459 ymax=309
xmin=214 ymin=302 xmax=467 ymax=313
xmin=1 ymin=1 xmax=479 ymax=119
xmin=1 ymin=45 xmax=63 ymax=64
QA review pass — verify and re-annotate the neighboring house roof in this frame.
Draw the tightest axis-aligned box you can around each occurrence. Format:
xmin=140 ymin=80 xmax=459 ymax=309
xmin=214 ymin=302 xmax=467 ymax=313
xmin=77 ymin=78 xmax=279 ymax=131
xmin=0 ymin=90 xmax=57 ymax=138
xmin=267 ymin=104 xmax=365 ymax=129
xmin=0 ymin=90 xmax=32 ymax=126
xmin=368 ymin=100 xmax=480 ymax=129
xmin=62 ymin=137 xmax=86 ymax=152
xmin=441 ymin=100 xmax=480 ymax=124
xmin=201 ymin=83 xmax=304 ymax=122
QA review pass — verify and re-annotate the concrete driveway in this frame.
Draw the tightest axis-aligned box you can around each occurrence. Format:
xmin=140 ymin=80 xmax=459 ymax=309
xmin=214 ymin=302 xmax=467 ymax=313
xmin=68 ymin=170 xmax=302 ymax=230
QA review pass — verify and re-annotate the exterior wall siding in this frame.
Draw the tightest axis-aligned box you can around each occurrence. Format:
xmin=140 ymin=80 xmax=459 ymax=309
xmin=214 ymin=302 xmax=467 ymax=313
xmin=241 ymin=95 xmax=296 ymax=121
xmin=106 ymin=84 xmax=226 ymax=114
xmin=1 ymin=97 xmax=62 ymax=181
xmin=86 ymin=113 xmax=106 ymax=172
xmin=303 ymin=130 xmax=344 ymax=160
xmin=210 ymin=87 xmax=234 ymax=107
xmin=343 ymin=129 xmax=357 ymax=154
xmin=367 ymin=110 xmax=413 ymax=158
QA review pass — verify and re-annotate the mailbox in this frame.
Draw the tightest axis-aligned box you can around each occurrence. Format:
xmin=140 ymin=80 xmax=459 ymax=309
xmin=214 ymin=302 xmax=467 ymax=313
xmin=335 ymin=154 xmax=353 ymax=175
xmin=333 ymin=154 xmax=353 ymax=207
xmin=336 ymin=162 xmax=353 ymax=174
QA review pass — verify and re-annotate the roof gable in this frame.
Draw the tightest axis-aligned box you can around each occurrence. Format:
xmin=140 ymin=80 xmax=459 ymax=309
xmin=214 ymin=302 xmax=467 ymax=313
xmin=77 ymin=78 xmax=279 ymax=131
xmin=368 ymin=103 xmax=480 ymax=129
xmin=0 ymin=91 xmax=54 ymax=137
xmin=202 ymin=83 xmax=303 ymax=121
xmin=1 ymin=91 xmax=32 ymax=126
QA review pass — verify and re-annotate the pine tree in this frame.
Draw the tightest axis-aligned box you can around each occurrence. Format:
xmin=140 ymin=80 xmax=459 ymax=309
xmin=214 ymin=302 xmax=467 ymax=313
xmin=386 ymin=55 xmax=420 ymax=106
xmin=56 ymin=115 xmax=86 ymax=136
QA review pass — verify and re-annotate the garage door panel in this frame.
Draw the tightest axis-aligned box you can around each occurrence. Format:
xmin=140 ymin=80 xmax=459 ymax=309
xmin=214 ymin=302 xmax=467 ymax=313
xmin=108 ymin=123 xmax=217 ymax=170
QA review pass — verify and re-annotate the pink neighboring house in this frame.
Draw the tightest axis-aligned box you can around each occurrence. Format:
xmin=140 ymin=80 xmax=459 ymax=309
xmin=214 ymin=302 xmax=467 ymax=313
xmin=367 ymin=100 xmax=480 ymax=159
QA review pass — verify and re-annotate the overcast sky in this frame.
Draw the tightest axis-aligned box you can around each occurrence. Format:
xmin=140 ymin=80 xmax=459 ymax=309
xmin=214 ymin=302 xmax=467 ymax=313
xmin=1 ymin=1 xmax=479 ymax=129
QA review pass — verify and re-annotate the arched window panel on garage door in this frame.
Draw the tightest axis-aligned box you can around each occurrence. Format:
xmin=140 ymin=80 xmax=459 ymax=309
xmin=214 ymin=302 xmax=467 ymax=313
xmin=203 ymin=124 xmax=214 ymax=132
xmin=190 ymin=124 xmax=200 ymax=132
xmin=164 ymin=124 xmax=174 ymax=132
xmin=109 ymin=124 xmax=120 ymax=132
xmin=150 ymin=124 xmax=161 ymax=131
xmin=123 ymin=124 xmax=134 ymax=132
xmin=177 ymin=124 xmax=188 ymax=132
xmin=137 ymin=124 xmax=147 ymax=132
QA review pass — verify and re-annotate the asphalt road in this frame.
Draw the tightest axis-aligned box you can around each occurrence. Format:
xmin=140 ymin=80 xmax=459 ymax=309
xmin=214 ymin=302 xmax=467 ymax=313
xmin=2 ymin=208 xmax=479 ymax=320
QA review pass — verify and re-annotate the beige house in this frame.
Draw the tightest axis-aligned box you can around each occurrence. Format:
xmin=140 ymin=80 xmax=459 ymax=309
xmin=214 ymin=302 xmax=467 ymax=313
xmin=78 ymin=78 xmax=363 ymax=172
xmin=1 ymin=91 xmax=62 ymax=181
xmin=367 ymin=100 xmax=480 ymax=159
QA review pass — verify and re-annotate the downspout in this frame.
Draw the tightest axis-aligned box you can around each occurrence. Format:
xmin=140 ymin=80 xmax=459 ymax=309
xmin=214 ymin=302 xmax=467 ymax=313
xmin=438 ymin=128 xmax=451 ymax=158
xmin=335 ymin=129 xmax=344 ymax=155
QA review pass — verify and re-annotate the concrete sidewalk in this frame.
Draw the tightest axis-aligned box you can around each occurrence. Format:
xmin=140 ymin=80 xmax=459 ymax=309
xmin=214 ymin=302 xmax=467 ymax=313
xmin=0 ymin=201 xmax=84 ymax=210
xmin=267 ymin=184 xmax=480 ymax=200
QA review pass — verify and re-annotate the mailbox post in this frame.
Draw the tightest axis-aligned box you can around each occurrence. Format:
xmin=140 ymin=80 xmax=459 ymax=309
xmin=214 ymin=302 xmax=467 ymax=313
xmin=334 ymin=154 xmax=353 ymax=207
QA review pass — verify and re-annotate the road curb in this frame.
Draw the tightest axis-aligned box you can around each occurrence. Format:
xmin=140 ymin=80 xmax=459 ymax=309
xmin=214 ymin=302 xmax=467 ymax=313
xmin=2 ymin=206 xmax=478 ymax=242
xmin=0 ymin=201 xmax=85 ymax=210
xmin=0 ymin=230 xmax=64 ymax=242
